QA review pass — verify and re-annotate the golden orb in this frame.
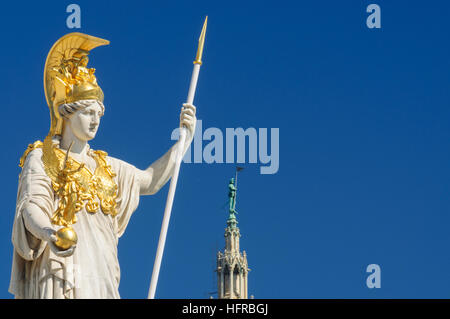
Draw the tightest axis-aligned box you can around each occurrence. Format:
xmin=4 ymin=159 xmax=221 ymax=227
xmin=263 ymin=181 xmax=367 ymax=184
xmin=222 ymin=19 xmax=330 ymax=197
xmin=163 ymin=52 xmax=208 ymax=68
xmin=54 ymin=227 xmax=78 ymax=250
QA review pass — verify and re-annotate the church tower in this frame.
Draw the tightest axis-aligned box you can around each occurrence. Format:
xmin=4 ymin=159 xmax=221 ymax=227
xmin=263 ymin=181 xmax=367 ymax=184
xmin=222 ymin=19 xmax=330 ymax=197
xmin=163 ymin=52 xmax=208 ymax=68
xmin=216 ymin=177 xmax=249 ymax=299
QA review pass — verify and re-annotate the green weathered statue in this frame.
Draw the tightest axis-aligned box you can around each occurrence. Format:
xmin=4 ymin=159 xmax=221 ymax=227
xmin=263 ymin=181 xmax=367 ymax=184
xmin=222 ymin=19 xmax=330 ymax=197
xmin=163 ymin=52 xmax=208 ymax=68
xmin=228 ymin=178 xmax=237 ymax=218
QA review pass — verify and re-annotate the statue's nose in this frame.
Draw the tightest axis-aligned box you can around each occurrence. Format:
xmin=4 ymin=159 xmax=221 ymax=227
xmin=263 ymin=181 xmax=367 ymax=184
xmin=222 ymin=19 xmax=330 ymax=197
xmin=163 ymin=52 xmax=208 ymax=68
xmin=92 ymin=115 xmax=100 ymax=125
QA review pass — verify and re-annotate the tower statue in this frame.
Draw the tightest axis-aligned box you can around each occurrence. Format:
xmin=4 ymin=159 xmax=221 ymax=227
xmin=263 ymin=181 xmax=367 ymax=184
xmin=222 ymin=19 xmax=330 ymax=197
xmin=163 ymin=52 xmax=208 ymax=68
xmin=228 ymin=178 xmax=237 ymax=218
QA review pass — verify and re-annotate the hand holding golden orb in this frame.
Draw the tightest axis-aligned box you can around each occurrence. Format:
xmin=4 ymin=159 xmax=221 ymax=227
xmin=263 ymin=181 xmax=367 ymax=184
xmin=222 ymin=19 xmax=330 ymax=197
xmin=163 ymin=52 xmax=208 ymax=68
xmin=54 ymin=227 xmax=78 ymax=250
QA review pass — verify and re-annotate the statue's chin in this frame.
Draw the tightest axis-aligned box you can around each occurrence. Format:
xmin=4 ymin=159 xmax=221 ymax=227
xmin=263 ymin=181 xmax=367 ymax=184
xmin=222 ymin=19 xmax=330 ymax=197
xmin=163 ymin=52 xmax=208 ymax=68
xmin=74 ymin=132 xmax=97 ymax=142
xmin=87 ymin=132 xmax=97 ymax=140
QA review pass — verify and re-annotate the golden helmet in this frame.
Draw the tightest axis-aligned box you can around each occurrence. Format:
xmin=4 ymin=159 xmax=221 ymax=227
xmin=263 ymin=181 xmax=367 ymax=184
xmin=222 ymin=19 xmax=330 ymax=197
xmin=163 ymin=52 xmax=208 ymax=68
xmin=44 ymin=33 xmax=109 ymax=136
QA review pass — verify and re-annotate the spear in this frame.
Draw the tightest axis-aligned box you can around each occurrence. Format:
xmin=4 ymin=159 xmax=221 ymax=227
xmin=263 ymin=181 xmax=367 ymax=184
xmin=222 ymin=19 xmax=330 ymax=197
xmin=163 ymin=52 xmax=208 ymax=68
xmin=148 ymin=16 xmax=208 ymax=299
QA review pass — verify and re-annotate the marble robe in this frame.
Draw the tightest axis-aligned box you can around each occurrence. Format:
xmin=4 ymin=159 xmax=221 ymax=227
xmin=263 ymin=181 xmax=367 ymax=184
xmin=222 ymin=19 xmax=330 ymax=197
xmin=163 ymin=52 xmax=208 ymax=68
xmin=9 ymin=147 xmax=142 ymax=298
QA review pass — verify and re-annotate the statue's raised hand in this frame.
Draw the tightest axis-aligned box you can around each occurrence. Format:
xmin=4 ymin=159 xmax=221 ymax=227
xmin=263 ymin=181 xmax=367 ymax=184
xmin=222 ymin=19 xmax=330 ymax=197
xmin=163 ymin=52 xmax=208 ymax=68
xmin=180 ymin=103 xmax=197 ymax=141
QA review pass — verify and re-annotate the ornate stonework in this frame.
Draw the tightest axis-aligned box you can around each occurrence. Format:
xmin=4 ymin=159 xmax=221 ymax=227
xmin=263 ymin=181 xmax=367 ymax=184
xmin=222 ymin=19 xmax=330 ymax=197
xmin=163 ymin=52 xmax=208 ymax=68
xmin=216 ymin=179 xmax=250 ymax=299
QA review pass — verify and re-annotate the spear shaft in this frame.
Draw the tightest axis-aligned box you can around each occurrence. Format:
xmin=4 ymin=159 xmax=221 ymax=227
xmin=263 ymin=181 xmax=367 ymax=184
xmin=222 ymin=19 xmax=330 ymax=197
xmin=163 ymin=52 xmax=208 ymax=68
xmin=148 ymin=17 xmax=208 ymax=299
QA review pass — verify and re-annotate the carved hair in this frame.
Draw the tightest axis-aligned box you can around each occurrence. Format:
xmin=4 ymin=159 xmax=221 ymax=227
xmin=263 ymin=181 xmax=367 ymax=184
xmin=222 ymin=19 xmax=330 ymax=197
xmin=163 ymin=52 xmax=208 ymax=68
xmin=58 ymin=99 xmax=105 ymax=119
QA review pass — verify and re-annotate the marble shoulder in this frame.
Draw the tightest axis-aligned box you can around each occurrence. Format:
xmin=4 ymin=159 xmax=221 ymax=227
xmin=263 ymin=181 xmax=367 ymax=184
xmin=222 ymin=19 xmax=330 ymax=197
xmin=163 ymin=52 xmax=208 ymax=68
xmin=20 ymin=147 xmax=45 ymax=174
xmin=19 ymin=140 xmax=43 ymax=168
xmin=105 ymin=154 xmax=140 ymax=174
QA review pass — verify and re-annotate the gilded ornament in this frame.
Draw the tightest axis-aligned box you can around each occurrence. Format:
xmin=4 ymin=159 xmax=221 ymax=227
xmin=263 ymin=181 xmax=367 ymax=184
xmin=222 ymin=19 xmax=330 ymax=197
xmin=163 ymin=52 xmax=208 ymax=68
xmin=54 ymin=227 xmax=78 ymax=250
xmin=44 ymin=32 xmax=109 ymax=136
xmin=20 ymin=136 xmax=118 ymax=228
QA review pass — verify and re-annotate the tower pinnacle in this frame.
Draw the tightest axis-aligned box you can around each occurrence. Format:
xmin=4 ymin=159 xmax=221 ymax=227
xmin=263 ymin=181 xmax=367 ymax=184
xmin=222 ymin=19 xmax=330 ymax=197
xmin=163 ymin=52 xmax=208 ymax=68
xmin=216 ymin=176 xmax=249 ymax=299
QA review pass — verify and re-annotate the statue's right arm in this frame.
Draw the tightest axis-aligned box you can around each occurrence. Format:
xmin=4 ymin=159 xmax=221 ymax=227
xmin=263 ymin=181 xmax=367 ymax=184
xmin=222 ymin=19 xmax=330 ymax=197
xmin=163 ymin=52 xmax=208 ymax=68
xmin=22 ymin=203 xmax=76 ymax=257
xmin=22 ymin=202 xmax=56 ymax=243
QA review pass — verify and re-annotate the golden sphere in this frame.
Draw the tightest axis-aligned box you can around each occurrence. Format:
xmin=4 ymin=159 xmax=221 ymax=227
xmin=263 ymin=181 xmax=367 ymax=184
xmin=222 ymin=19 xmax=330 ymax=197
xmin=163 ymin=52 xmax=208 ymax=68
xmin=54 ymin=227 xmax=78 ymax=250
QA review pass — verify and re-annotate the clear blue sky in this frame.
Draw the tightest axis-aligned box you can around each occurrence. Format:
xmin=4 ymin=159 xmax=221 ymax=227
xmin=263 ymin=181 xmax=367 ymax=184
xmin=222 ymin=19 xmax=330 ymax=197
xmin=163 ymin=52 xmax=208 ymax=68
xmin=1 ymin=0 xmax=450 ymax=298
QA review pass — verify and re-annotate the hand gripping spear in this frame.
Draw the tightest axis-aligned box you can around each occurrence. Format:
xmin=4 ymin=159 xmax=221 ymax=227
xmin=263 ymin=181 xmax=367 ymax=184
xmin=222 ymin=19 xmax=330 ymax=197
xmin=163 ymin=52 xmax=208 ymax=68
xmin=148 ymin=17 xmax=208 ymax=299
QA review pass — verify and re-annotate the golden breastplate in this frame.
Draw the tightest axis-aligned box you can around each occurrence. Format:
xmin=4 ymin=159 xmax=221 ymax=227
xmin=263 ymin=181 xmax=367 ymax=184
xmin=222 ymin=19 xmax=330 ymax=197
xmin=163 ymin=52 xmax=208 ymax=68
xmin=20 ymin=136 xmax=118 ymax=227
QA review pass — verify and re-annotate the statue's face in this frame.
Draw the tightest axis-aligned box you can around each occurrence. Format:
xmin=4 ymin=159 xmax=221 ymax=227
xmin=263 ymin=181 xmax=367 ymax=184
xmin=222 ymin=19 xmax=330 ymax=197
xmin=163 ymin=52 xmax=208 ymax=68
xmin=67 ymin=100 xmax=103 ymax=142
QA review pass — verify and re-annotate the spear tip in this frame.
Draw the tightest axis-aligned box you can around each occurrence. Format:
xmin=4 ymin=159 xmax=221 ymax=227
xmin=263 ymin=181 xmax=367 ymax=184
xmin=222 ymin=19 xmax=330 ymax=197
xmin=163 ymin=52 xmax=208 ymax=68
xmin=194 ymin=16 xmax=208 ymax=65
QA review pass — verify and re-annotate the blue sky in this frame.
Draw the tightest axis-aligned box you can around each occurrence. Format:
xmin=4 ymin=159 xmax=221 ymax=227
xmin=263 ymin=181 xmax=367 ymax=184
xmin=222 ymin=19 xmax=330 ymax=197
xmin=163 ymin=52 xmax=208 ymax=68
xmin=1 ymin=0 xmax=450 ymax=298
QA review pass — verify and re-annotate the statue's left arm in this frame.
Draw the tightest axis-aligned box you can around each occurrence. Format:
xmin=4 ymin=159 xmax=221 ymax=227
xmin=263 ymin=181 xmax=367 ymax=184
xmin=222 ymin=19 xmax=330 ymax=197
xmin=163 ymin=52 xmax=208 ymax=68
xmin=137 ymin=103 xmax=196 ymax=195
